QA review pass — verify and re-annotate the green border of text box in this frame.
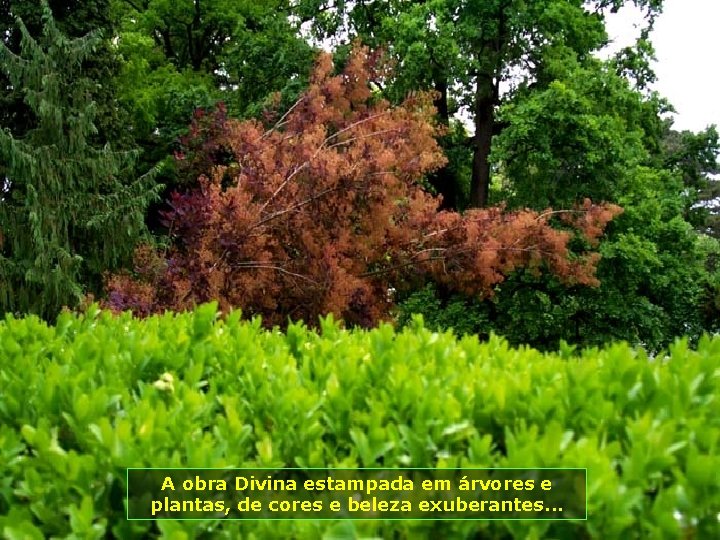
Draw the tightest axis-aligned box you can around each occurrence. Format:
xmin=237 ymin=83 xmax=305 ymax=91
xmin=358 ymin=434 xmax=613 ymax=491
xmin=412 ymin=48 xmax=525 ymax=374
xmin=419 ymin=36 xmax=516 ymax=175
xmin=126 ymin=467 xmax=588 ymax=521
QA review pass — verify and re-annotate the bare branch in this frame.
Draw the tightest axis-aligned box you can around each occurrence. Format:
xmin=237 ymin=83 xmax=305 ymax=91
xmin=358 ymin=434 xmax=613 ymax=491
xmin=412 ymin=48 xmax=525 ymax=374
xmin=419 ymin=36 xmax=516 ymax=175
xmin=228 ymin=263 xmax=320 ymax=285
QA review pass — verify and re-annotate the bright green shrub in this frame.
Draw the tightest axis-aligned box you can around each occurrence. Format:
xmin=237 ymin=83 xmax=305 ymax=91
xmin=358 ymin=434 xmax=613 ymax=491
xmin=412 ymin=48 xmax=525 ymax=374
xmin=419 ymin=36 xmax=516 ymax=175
xmin=0 ymin=303 xmax=719 ymax=539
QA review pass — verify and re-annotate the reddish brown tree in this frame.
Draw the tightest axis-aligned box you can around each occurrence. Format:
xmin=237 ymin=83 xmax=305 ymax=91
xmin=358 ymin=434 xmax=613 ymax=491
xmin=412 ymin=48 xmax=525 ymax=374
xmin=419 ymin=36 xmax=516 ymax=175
xmin=105 ymin=45 xmax=622 ymax=328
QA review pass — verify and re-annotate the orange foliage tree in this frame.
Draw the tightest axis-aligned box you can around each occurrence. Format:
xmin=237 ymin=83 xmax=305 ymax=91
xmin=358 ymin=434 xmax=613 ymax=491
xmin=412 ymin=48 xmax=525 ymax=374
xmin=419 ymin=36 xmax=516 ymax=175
xmin=105 ymin=45 xmax=622 ymax=327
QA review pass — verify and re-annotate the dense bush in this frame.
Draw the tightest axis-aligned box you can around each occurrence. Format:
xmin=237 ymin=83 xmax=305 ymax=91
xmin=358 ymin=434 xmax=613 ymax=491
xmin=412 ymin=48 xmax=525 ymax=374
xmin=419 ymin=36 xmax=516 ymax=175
xmin=1 ymin=304 xmax=719 ymax=539
xmin=104 ymin=46 xmax=620 ymax=328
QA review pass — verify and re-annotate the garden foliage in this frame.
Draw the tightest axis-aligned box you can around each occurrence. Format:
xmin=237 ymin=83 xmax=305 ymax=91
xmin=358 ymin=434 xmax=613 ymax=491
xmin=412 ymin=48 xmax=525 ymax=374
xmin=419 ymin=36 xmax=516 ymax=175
xmin=105 ymin=47 xmax=620 ymax=328
xmin=0 ymin=305 xmax=719 ymax=538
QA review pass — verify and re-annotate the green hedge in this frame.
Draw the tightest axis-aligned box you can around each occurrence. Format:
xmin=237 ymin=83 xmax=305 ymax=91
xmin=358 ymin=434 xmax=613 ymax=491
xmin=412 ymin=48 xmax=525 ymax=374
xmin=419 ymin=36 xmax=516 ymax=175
xmin=0 ymin=303 xmax=718 ymax=539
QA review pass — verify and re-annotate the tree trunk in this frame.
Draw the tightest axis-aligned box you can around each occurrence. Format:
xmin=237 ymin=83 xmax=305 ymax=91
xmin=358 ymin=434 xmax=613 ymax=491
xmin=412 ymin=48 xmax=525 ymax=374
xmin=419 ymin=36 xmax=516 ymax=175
xmin=470 ymin=73 xmax=496 ymax=208
xmin=433 ymin=77 xmax=449 ymax=122
xmin=429 ymin=76 xmax=458 ymax=210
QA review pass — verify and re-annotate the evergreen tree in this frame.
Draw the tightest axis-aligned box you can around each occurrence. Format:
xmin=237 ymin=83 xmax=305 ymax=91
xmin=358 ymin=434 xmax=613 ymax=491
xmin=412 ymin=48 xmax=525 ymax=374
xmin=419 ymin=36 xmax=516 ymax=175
xmin=0 ymin=0 xmax=130 ymax=147
xmin=0 ymin=2 xmax=159 ymax=319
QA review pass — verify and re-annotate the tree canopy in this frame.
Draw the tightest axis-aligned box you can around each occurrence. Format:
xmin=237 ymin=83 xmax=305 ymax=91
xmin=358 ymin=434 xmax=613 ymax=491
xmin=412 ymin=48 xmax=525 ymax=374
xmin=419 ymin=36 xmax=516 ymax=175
xmin=0 ymin=0 xmax=717 ymax=350
xmin=298 ymin=0 xmax=665 ymax=209
xmin=105 ymin=47 xmax=619 ymax=327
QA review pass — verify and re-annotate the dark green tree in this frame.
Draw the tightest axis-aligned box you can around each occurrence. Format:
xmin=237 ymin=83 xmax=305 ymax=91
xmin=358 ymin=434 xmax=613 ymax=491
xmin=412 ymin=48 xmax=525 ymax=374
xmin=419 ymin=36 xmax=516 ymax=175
xmin=300 ymin=0 xmax=664 ymax=208
xmin=111 ymin=0 xmax=315 ymax=231
xmin=0 ymin=3 xmax=159 ymax=319
xmin=659 ymin=124 xmax=720 ymax=235
xmin=397 ymin=58 xmax=719 ymax=351
xmin=112 ymin=0 xmax=315 ymax=122
xmin=0 ymin=0 xmax=132 ymax=147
